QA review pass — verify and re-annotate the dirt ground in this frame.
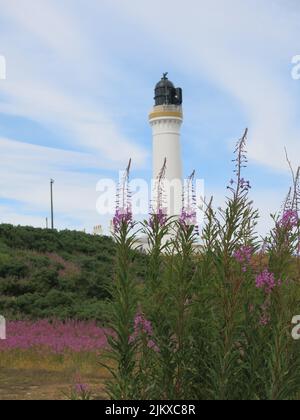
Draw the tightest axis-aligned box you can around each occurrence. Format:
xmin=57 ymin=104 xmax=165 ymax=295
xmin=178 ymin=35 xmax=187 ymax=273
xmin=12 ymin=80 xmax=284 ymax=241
xmin=0 ymin=368 xmax=107 ymax=400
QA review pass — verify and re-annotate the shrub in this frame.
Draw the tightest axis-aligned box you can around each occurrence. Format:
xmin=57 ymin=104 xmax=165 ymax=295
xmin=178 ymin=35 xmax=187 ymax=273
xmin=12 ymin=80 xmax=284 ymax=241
xmin=103 ymin=130 xmax=300 ymax=401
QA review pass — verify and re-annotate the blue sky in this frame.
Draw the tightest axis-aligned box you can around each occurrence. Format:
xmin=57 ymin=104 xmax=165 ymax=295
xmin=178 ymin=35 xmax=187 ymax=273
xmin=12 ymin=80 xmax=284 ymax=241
xmin=0 ymin=0 xmax=299 ymax=235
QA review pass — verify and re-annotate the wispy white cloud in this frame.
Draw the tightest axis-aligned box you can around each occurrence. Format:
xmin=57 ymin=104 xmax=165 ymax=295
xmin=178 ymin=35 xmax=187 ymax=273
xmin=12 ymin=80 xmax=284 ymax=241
xmin=0 ymin=0 xmax=299 ymax=234
xmin=0 ymin=0 xmax=148 ymax=230
xmin=106 ymin=0 xmax=300 ymax=171
xmin=0 ymin=79 xmax=147 ymax=165
xmin=0 ymin=0 xmax=86 ymax=59
xmin=0 ymin=0 xmax=147 ymax=166
xmin=0 ymin=136 xmax=114 ymax=232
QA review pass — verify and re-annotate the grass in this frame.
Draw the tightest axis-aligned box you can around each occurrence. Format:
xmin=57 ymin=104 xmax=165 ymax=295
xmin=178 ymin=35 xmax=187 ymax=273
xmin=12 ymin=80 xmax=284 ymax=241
xmin=0 ymin=350 xmax=110 ymax=400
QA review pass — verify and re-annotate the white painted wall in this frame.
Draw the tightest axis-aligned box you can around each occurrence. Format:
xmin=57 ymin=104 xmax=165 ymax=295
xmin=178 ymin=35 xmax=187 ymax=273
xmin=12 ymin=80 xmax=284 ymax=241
xmin=150 ymin=106 xmax=183 ymax=216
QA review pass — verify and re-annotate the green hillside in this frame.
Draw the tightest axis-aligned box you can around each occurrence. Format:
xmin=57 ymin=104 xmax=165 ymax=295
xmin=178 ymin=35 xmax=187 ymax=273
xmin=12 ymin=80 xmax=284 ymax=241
xmin=0 ymin=224 xmax=145 ymax=321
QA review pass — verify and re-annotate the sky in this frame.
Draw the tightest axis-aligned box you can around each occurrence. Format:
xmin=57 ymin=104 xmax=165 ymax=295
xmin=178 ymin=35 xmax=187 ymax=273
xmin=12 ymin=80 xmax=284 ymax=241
xmin=0 ymin=0 xmax=299 ymax=236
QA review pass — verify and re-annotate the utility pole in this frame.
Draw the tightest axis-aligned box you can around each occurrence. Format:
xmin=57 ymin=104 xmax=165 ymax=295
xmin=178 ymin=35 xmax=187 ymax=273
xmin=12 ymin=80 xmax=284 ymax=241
xmin=50 ymin=179 xmax=54 ymax=230
xmin=46 ymin=217 xmax=48 ymax=229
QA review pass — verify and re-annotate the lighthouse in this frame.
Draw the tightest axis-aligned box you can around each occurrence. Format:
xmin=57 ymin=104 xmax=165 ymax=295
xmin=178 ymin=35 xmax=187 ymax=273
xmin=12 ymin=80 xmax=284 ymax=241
xmin=149 ymin=73 xmax=183 ymax=217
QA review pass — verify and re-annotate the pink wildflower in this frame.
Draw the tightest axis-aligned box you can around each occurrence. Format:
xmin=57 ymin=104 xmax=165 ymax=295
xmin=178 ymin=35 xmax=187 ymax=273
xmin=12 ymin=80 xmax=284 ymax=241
xmin=233 ymin=245 xmax=253 ymax=271
xmin=279 ymin=210 xmax=298 ymax=230
xmin=129 ymin=312 xmax=160 ymax=353
xmin=0 ymin=320 xmax=110 ymax=354
xmin=113 ymin=207 xmax=132 ymax=231
xmin=179 ymin=209 xmax=197 ymax=227
xmin=180 ymin=170 xmax=199 ymax=233
xmin=255 ymin=270 xmax=280 ymax=294
xmin=258 ymin=301 xmax=272 ymax=327
xmin=147 ymin=340 xmax=160 ymax=353
xmin=151 ymin=159 xmax=168 ymax=229
xmin=75 ymin=382 xmax=89 ymax=394
xmin=150 ymin=208 xmax=168 ymax=228
xmin=259 ymin=314 xmax=271 ymax=326
xmin=240 ymin=178 xmax=251 ymax=191
xmin=113 ymin=159 xmax=133 ymax=232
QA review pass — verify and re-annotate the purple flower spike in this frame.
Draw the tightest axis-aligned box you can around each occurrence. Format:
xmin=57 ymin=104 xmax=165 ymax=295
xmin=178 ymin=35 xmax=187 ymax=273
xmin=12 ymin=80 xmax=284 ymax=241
xmin=147 ymin=340 xmax=160 ymax=353
xmin=233 ymin=245 xmax=253 ymax=271
xmin=150 ymin=207 xmax=168 ymax=228
xmin=113 ymin=206 xmax=133 ymax=232
xmin=113 ymin=159 xmax=133 ymax=232
xmin=255 ymin=269 xmax=280 ymax=295
xmin=129 ymin=312 xmax=159 ymax=353
xmin=279 ymin=210 xmax=299 ymax=230
xmin=180 ymin=170 xmax=199 ymax=233
xmin=150 ymin=159 xmax=169 ymax=228
xmin=0 ymin=320 xmax=110 ymax=353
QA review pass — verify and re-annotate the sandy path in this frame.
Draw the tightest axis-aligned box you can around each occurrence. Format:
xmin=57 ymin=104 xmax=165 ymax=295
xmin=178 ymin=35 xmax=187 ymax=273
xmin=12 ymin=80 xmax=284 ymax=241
xmin=0 ymin=368 xmax=107 ymax=400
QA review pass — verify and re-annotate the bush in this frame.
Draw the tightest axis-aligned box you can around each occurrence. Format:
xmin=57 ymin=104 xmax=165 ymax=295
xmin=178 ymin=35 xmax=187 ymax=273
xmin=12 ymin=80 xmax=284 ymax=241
xmin=0 ymin=227 xmax=129 ymax=320
xmin=103 ymin=129 xmax=300 ymax=401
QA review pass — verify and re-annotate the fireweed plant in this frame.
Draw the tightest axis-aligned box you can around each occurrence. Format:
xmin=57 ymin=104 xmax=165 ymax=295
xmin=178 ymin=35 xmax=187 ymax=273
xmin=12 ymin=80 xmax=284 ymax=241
xmin=138 ymin=159 xmax=176 ymax=398
xmin=103 ymin=131 xmax=300 ymax=400
xmin=67 ymin=374 xmax=92 ymax=401
xmin=102 ymin=160 xmax=139 ymax=399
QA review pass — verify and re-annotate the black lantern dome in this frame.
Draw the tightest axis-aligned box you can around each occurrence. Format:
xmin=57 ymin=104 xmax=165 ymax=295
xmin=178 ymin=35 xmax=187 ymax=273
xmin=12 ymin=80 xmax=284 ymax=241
xmin=154 ymin=73 xmax=183 ymax=106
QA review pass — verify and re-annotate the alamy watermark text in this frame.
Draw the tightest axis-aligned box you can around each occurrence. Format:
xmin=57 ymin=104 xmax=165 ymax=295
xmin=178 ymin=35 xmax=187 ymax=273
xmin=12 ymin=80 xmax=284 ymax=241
xmin=0 ymin=55 xmax=6 ymax=80
xmin=0 ymin=316 xmax=6 ymax=340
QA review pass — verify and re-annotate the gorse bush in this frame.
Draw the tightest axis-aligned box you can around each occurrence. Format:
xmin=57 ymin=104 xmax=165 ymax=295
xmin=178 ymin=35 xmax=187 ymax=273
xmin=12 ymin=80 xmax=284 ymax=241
xmin=104 ymin=129 xmax=300 ymax=400
xmin=0 ymin=227 xmax=146 ymax=321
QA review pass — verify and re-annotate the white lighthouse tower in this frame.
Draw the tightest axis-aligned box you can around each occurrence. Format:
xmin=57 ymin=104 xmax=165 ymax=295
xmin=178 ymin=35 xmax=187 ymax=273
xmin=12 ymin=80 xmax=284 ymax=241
xmin=149 ymin=73 xmax=183 ymax=217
